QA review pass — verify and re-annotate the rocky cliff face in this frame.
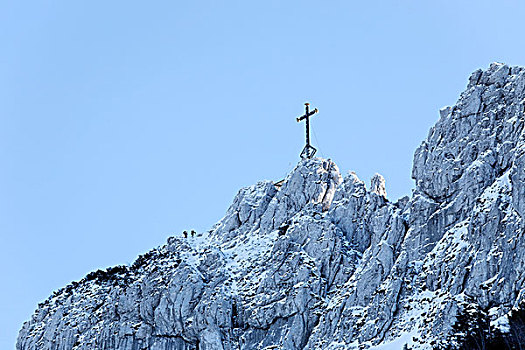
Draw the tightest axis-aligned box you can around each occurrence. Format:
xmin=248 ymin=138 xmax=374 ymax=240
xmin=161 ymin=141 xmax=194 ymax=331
xmin=17 ymin=63 xmax=525 ymax=349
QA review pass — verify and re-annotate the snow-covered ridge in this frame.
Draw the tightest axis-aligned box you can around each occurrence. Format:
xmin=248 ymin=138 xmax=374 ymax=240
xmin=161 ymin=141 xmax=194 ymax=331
xmin=17 ymin=63 xmax=525 ymax=349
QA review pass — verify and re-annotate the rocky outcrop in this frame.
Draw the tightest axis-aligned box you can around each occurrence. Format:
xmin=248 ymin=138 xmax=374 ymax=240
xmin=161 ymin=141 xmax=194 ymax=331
xmin=17 ymin=63 xmax=525 ymax=349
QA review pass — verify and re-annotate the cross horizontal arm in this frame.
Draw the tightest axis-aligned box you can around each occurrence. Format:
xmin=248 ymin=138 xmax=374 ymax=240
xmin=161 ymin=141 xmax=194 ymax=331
xmin=308 ymin=108 xmax=319 ymax=116
xmin=296 ymin=108 xmax=318 ymax=122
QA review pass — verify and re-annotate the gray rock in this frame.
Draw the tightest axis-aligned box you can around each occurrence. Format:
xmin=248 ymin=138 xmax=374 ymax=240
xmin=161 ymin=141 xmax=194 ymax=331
xmin=17 ymin=63 xmax=525 ymax=349
xmin=370 ymin=173 xmax=387 ymax=198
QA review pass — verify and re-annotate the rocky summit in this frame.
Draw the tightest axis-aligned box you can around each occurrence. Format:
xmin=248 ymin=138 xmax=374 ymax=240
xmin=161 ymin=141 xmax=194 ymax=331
xmin=17 ymin=63 xmax=525 ymax=349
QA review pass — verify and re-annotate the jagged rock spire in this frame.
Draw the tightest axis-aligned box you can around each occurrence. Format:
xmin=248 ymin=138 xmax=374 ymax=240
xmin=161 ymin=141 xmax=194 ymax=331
xmin=370 ymin=173 xmax=387 ymax=198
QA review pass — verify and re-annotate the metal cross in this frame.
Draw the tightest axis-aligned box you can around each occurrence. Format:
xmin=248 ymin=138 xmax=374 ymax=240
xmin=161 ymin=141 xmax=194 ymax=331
xmin=296 ymin=102 xmax=319 ymax=159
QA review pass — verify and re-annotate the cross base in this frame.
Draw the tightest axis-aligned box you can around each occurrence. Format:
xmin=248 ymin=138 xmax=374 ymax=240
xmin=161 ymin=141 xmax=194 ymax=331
xmin=300 ymin=144 xmax=317 ymax=159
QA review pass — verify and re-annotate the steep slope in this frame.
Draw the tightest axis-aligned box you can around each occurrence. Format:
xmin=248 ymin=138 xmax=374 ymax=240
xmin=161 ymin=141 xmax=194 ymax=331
xmin=17 ymin=63 xmax=525 ymax=349
xmin=308 ymin=62 xmax=525 ymax=349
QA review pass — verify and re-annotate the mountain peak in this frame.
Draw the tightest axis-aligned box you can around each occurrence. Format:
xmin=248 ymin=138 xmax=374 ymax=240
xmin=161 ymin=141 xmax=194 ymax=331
xmin=17 ymin=64 xmax=525 ymax=349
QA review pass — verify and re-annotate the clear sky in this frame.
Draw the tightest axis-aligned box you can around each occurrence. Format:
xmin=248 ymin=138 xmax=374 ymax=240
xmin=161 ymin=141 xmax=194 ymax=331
xmin=2 ymin=0 xmax=524 ymax=347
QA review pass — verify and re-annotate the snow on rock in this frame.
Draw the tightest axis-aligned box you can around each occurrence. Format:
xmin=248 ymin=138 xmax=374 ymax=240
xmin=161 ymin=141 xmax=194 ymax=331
xmin=16 ymin=63 xmax=525 ymax=349
xmin=370 ymin=173 xmax=387 ymax=198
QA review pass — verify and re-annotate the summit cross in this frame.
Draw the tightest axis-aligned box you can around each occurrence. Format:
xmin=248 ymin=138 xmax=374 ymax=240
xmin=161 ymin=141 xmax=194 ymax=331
xmin=296 ymin=102 xmax=319 ymax=159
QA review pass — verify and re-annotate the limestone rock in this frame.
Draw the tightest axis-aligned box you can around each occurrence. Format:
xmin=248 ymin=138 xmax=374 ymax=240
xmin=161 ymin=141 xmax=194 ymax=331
xmin=370 ymin=173 xmax=387 ymax=198
xmin=17 ymin=63 xmax=525 ymax=349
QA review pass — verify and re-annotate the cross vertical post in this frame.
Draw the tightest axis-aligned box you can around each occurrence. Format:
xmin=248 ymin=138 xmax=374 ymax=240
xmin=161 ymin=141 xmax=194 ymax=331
xmin=296 ymin=102 xmax=319 ymax=159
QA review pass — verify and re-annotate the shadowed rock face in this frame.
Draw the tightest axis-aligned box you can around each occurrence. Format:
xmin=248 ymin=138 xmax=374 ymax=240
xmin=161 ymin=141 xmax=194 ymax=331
xmin=17 ymin=63 xmax=525 ymax=349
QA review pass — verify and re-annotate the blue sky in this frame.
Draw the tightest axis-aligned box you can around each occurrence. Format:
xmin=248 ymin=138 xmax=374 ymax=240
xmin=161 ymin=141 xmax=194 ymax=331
xmin=2 ymin=1 xmax=524 ymax=347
